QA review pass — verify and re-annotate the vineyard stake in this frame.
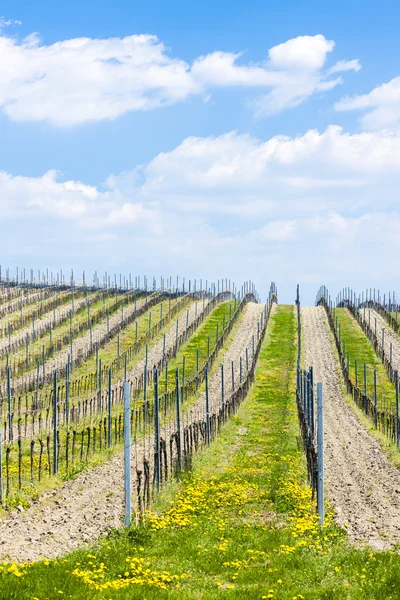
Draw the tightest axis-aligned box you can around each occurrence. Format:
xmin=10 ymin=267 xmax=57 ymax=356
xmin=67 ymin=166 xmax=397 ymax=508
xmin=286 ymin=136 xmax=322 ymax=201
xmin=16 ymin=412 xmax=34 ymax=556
xmin=154 ymin=368 xmax=160 ymax=491
xmin=364 ymin=363 xmax=367 ymax=396
xmin=181 ymin=356 xmax=185 ymax=404
xmin=374 ymin=369 xmax=377 ymax=427
xmin=231 ymin=360 xmax=235 ymax=413
xmin=66 ymin=360 xmax=70 ymax=427
xmin=53 ymin=370 xmax=58 ymax=475
xmin=108 ymin=368 xmax=112 ymax=447
xmin=123 ymin=380 xmax=131 ymax=527
xmin=0 ymin=429 xmax=3 ymax=504
xmin=221 ymin=363 xmax=224 ymax=412
xmin=205 ymin=367 xmax=210 ymax=445
xmin=396 ymin=371 xmax=399 ymax=448
xmin=6 ymin=366 xmax=12 ymax=443
xmin=175 ymin=368 xmax=181 ymax=470
xmin=317 ymin=382 xmax=324 ymax=525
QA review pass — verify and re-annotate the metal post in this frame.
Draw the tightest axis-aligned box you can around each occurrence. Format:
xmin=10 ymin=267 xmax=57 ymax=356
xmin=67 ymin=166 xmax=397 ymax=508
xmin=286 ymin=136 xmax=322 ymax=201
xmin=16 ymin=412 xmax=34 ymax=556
xmin=6 ymin=367 xmax=12 ymax=443
xmin=0 ymin=429 xmax=2 ymax=504
xmin=154 ymin=368 xmax=160 ymax=491
xmin=181 ymin=356 xmax=185 ymax=404
xmin=108 ymin=368 xmax=112 ymax=447
xmin=53 ymin=370 xmax=58 ymax=475
xmin=35 ymin=360 xmax=40 ymax=411
xmin=196 ymin=348 xmax=199 ymax=389
xmin=364 ymin=363 xmax=367 ymax=396
xmin=374 ymin=369 xmax=377 ymax=427
xmin=396 ymin=370 xmax=399 ymax=448
xmin=123 ymin=381 xmax=131 ymax=526
xmin=355 ymin=359 xmax=358 ymax=388
xmin=231 ymin=360 xmax=235 ymax=413
xmin=205 ymin=367 xmax=210 ymax=445
xmin=66 ymin=360 xmax=70 ymax=427
xmin=175 ymin=368 xmax=181 ymax=470
xmin=317 ymin=382 xmax=324 ymax=525
xmin=221 ymin=364 xmax=224 ymax=412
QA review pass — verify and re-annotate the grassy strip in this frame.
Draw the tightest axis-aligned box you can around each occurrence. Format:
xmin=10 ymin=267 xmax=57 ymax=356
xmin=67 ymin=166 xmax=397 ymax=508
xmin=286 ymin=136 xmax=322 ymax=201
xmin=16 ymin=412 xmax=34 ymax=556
xmin=336 ymin=308 xmax=396 ymax=409
xmin=2 ymin=305 xmax=400 ymax=599
xmin=324 ymin=315 xmax=400 ymax=470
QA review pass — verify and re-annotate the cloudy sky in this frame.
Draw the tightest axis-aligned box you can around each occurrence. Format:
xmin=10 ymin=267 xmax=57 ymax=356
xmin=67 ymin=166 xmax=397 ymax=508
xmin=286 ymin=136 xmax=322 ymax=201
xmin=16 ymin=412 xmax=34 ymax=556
xmin=0 ymin=0 xmax=399 ymax=303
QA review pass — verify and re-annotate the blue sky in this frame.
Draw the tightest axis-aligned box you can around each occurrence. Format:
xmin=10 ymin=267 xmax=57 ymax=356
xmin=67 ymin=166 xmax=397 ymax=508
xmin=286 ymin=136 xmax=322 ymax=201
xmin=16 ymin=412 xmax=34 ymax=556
xmin=0 ymin=1 xmax=400 ymax=303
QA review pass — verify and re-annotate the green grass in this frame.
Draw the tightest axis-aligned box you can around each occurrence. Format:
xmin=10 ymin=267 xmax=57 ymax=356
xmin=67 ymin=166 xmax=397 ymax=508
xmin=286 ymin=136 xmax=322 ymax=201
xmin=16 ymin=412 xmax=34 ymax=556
xmin=3 ymin=305 xmax=400 ymax=598
xmin=335 ymin=308 xmax=396 ymax=411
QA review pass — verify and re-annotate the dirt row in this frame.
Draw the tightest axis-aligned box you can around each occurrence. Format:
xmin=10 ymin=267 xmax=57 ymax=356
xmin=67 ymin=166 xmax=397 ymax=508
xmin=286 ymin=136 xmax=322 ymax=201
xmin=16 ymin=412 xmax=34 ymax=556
xmin=0 ymin=293 xmax=91 ymax=355
xmin=0 ymin=302 xmax=263 ymax=562
xmin=8 ymin=296 xmax=152 ymax=394
xmin=359 ymin=308 xmax=400 ymax=375
xmin=302 ymin=306 xmax=400 ymax=549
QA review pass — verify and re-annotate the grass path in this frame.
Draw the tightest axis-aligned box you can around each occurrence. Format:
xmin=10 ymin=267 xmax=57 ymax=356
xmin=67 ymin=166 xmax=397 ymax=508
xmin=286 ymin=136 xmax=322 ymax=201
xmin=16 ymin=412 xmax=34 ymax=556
xmin=1 ymin=306 xmax=400 ymax=598
xmin=335 ymin=308 xmax=396 ymax=410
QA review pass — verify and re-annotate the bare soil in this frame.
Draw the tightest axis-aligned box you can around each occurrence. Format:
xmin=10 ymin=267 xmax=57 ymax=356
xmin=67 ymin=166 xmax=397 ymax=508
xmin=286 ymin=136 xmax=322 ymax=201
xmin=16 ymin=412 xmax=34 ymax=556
xmin=359 ymin=308 xmax=400 ymax=374
xmin=302 ymin=306 xmax=400 ymax=549
xmin=0 ymin=302 xmax=264 ymax=562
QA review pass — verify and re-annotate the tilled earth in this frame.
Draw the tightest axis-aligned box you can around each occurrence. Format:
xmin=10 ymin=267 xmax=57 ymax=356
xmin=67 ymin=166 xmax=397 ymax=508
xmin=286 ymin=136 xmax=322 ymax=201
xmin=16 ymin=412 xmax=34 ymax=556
xmin=0 ymin=302 xmax=262 ymax=562
xmin=302 ymin=306 xmax=400 ymax=549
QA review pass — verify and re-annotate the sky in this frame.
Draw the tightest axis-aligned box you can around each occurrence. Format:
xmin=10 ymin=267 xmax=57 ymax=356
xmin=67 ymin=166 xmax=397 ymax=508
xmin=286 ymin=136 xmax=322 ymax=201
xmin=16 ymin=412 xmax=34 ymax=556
xmin=0 ymin=0 xmax=400 ymax=304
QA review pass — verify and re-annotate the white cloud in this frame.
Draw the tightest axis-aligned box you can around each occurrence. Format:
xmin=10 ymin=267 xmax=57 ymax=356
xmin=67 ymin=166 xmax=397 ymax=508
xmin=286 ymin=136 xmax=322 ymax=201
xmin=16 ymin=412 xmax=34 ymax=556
xmin=0 ymin=125 xmax=400 ymax=301
xmin=0 ymin=28 xmax=359 ymax=125
xmin=0 ymin=17 xmax=21 ymax=31
xmin=335 ymin=76 xmax=400 ymax=129
xmin=327 ymin=59 xmax=361 ymax=75
xmin=268 ymin=34 xmax=334 ymax=71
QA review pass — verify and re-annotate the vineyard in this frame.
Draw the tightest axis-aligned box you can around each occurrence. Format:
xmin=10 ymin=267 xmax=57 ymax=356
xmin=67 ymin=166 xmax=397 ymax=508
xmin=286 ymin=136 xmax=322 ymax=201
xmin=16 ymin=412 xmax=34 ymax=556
xmin=0 ymin=274 xmax=400 ymax=599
